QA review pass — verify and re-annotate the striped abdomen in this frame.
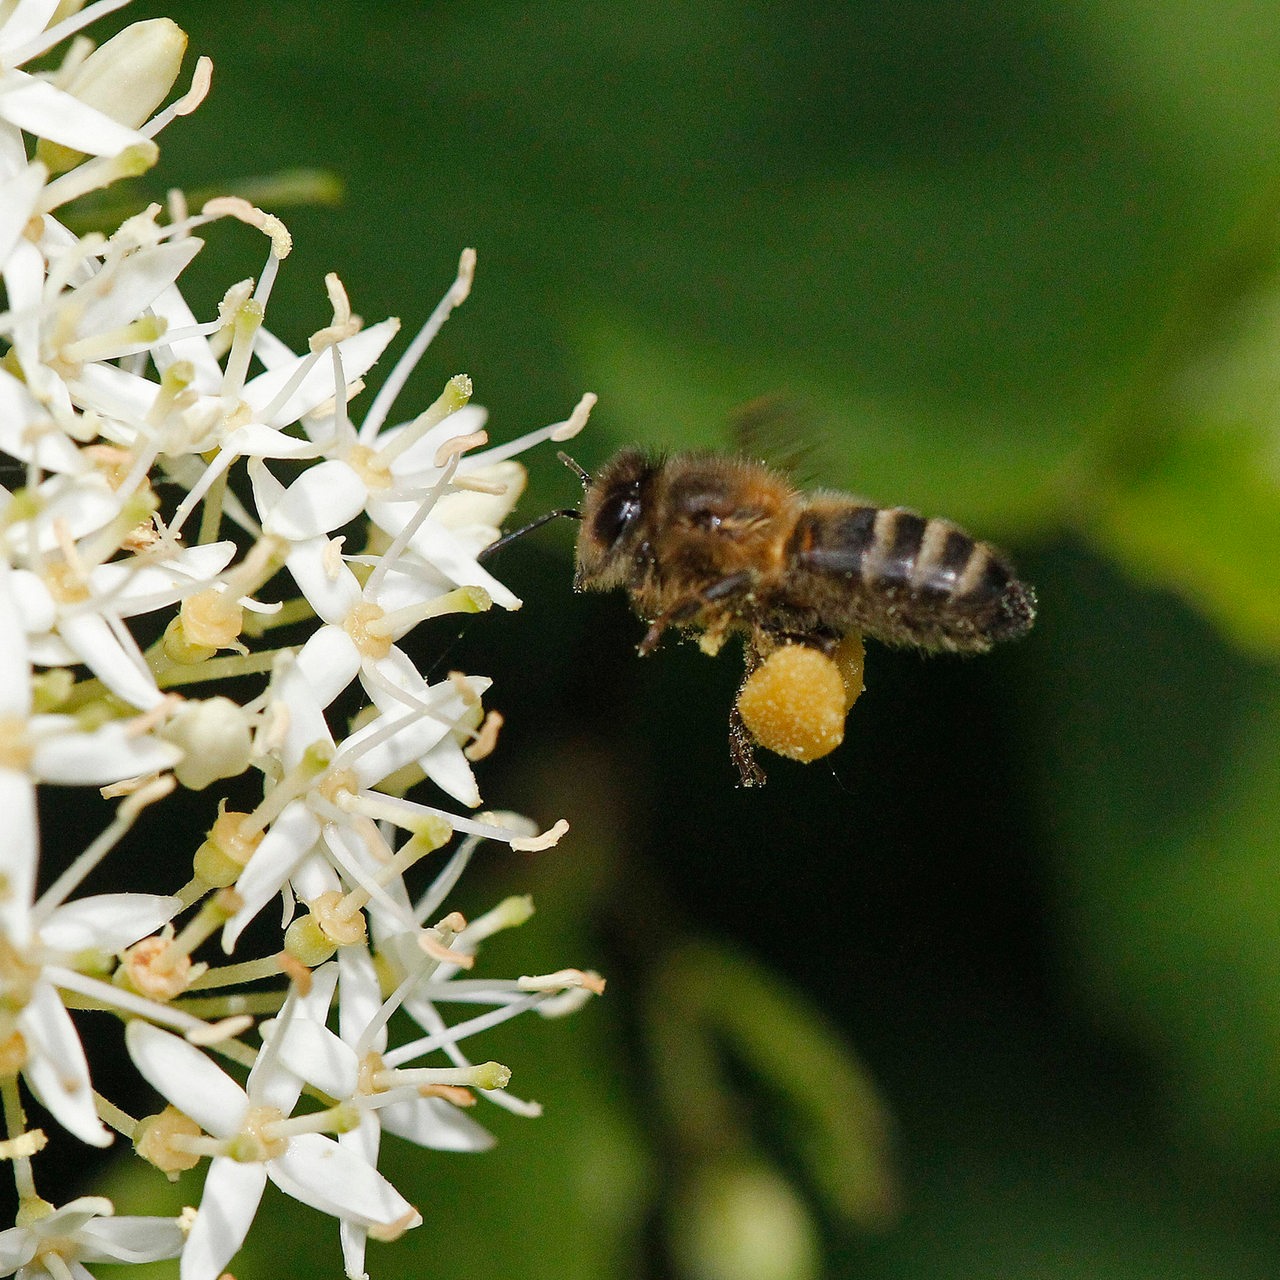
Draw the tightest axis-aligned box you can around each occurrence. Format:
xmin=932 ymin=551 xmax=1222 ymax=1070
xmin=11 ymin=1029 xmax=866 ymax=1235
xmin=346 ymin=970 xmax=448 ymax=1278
xmin=785 ymin=503 xmax=1036 ymax=653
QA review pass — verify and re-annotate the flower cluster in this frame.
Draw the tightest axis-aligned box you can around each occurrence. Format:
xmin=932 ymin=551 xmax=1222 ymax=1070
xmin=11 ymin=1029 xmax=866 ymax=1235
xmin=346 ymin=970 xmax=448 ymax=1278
xmin=0 ymin=5 xmax=600 ymax=1279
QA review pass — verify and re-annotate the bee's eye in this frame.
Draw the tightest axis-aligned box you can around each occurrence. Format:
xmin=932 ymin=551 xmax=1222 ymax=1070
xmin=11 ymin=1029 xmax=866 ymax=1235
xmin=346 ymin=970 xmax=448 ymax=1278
xmin=593 ymin=483 xmax=643 ymax=547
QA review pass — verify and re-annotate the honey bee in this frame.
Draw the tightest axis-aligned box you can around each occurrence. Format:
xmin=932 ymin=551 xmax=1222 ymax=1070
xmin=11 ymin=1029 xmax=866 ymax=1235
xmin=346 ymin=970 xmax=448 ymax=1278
xmin=565 ymin=447 xmax=1036 ymax=785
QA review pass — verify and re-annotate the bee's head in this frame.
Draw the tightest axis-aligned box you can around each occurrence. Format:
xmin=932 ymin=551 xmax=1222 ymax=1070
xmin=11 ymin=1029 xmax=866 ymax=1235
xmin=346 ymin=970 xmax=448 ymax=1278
xmin=570 ymin=448 xmax=656 ymax=591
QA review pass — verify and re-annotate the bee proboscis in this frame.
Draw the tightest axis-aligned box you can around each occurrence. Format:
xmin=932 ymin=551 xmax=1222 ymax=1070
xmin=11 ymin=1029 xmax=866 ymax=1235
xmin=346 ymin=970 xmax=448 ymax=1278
xmin=567 ymin=447 xmax=1036 ymax=786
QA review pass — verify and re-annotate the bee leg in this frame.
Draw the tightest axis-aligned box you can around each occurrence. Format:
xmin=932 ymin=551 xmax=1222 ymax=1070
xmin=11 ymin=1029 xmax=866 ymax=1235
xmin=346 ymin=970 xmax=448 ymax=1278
xmin=728 ymin=702 xmax=767 ymax=787
xmin=698 ymin=570 xmax=754 ymax=606
xmin=638 ymin=616 xmax=673 ymax=656
xmin=637 ymin=571 xmax=755 ymax=657
xmin=728 ymin=639 xmax=768 ymax=787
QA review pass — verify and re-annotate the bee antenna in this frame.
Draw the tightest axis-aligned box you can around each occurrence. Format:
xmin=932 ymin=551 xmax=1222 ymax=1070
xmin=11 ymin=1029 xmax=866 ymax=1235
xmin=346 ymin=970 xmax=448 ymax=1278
xmin=479 ymin=508 xmax=582 ymax=562
xmin=557 ymin=451 xmax=592 ymax=487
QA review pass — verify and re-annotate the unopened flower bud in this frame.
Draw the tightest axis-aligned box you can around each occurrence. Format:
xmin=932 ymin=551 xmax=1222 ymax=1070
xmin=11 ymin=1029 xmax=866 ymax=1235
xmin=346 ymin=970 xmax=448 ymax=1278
xmin=163 ymin=698 xmax=253 ymax=790
xmin=39 ymin=20 xmax=188 ymax=174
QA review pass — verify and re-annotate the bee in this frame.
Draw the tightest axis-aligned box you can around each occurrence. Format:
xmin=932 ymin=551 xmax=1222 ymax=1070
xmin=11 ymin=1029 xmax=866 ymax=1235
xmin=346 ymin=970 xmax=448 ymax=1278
xmin=565 ymin=447 xmax=1036 ymax=785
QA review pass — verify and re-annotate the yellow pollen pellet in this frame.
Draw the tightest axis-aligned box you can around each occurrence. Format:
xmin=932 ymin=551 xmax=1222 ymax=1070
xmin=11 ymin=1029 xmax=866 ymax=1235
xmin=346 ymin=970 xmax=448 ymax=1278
xmin=736 ymin=644 xmax=849 ymax=763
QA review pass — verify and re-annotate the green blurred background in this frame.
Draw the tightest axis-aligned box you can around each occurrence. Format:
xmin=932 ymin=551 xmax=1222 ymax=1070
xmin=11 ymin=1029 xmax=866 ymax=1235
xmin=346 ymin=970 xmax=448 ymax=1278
xmin=94 ymin=0 xmax=1280 ymax=1275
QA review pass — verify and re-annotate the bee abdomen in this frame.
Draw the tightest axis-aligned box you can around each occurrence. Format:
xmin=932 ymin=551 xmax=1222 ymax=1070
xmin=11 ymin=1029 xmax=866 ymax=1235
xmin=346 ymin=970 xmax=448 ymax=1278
xmin=791 ymin=505 xmax=1035 ymax=651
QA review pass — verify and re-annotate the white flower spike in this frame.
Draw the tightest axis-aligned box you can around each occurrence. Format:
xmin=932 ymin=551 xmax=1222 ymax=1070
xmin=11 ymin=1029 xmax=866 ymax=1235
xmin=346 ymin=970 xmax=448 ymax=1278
xmin=0 ymin=7 xmax=601 ymax=1277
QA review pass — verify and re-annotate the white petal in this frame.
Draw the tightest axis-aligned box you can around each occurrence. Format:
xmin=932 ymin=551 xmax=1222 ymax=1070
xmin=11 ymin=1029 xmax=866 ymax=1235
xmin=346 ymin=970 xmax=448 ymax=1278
xmin=295 ymin=625 xmax=360 ymax=709
xmin=21 ymin=982 xmax=111 ymax=1145
xmin=369 ymin=503 xmax=521 ymax=610
xmin=264 ymin=460 xmax=368 ymax=540
xmin=6 ymin=568 xmax=57 ymax=635
xmin=433 ymin=460 xmax=527 ymax=529
xmin=268 ymin=1134 xmax=419 ymax=1228
xmin=0 ymin=769 xmax=37 ymax=940
xmin=0 ymin=75 xmax=146 ymax=155
xmin=247 ymin=456 xmax=286 ymax=524
xmin=271 ymin=1019 xmax=358 ymax=1099
xmin=57 ymin=611 xmax=161 ymax=710
xmin=248 ymin=323 xmax=295 ymax=371
xmin=245 ymin=1036 xmax=304 ymax=1116
xmin=375 ymin=403 xmax=489 ymax=468
xmin=337 ymin=946 xmax=384 ymax=1048
xmin=0 ymin=121 xmax=24 ymax=180
xmin=3 ymin=474 xmax=121 ymax=554
xmin=25 ymin=1196 xmax=114 ymax=1234
xmin=417 ymin=733 xmax=482 ymax=808
xmin=341 ymin=1111 xmax=380 ymax=1166
xmin=349 ymin=668 xmax=491 ymax=788
xmin=147 ymin=282 xmax=223 ymax=389
xmin=0 ymin=0 xmax=64 ymax=60
xmin=222 ymin=799 xmax=319 ymax=953
xmin=25 ymin=632 xmax=79 ymax=666
xmin=294 ymin=958 xmax=339 ymax=1022
xmin=0 ymin=1225 xmax=36 ymax=1272
xmin=243 ymin=320 xmax=399 ymax=429
xmin=379 ymin=1094 xmax=495 ymax=1152
xmin=2 ymin=232 xmax=43 ymax=361
xmin=125 ymin=1021 xmax=247 ymax=1138
xmin=68 ymin=239 xmax=202 ymax=341
xmin=86 ymin=541 xmax=236 ymax=614
xmin=181 ymin=1157 xmax=266 ymax=1280
xmin=339 ymin=1211 xmax=370 ymax=1280
xmin=0 ymin=564 xmax=32 ymax=714
xmin=275 ymin=661 xmax=334 ymax=762
xmin=336 ymin=1118 xmax=380 ymax=1280
xmin=358 ymin=559 xmax=446 ymax=616
xmin=78 ymin=1215 xmax=186 ymax=1264
xmin=282 ymin=538 xmax=362 ymax=624
xmin=71 ymin=360 xmax=163 ymax=428
xmin=0 ymin=363 xmax=87 ymax=474
xmin=220 ymin=419 xmax=327 ymax=461
xmin=40 ymin=892 xmax=179 ymax=953
xmin=31 ymin=716 xmax=182 ymax=784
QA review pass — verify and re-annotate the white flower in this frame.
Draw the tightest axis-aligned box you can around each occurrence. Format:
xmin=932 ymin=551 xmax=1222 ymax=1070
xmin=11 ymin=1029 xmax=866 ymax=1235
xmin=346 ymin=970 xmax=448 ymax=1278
xmin=220 ymin=660 xmax=485 ymax=950
xmin=0 ymin=14 xmax=601 ymax=1279
xmin=250 ymin=252 xmax=594 ymax=611
xmin=0 ymin=1194 xmax=184 ymax=1280
xmin=1 ymin=882 xmax=182 ymax=1147
xmin=271 ymin=952 xmax=499 ymax=1146
xmin=372 ymin=882 xmax=603 ymax=1120
xmin=264 ymin=953 xmax=496 ymax=1280
xmin=127 ymin=1015 xmax=421 ymax=1280
xmin=3 ymin=207 xmax=203 ymax=433
xmin=6 ymin=540 xmax=236 ymax=710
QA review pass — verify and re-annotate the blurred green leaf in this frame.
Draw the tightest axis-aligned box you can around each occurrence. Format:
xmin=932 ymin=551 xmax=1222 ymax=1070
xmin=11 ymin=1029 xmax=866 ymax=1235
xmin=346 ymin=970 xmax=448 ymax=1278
xmin=1090 ymin=427 xmax=1280 ymax=653
xmin=1078 ymin=189 xmax=1280 ymax=652
xmin=1071 ymin=0 xmax=1280 ymax=185
xmin=1027 ymin=544 xmax=1280 ymax=1169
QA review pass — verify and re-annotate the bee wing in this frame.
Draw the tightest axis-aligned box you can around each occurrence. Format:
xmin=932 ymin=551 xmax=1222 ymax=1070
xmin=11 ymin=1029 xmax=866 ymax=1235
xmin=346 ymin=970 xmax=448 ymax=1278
xmin=726 ymin=394 xmax=821 ymax=483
